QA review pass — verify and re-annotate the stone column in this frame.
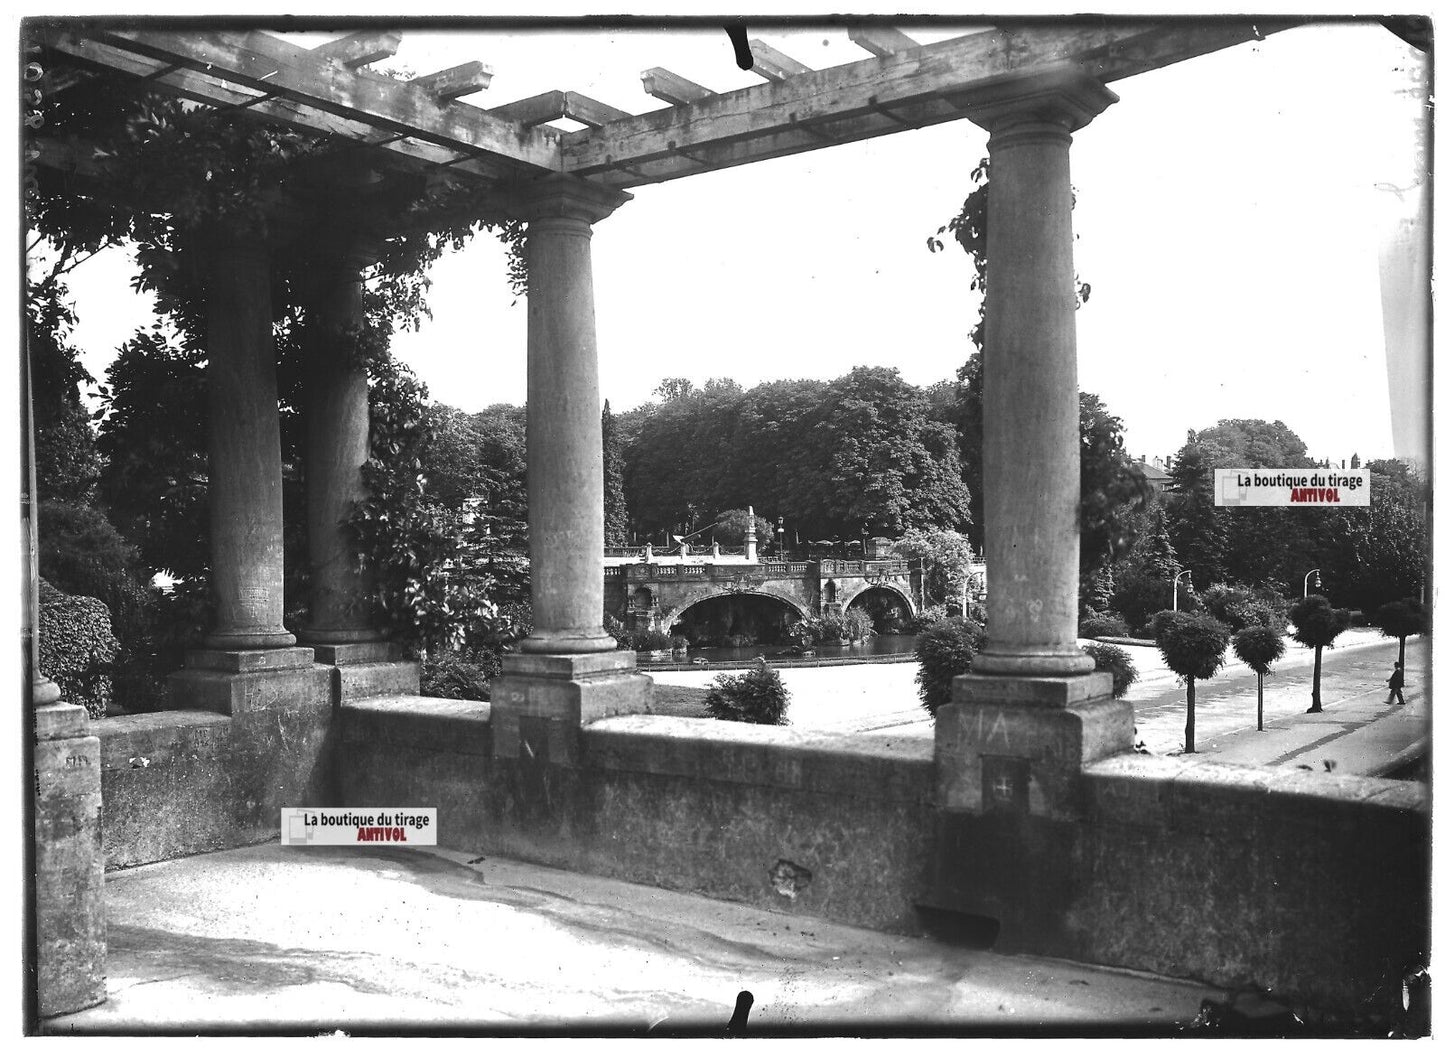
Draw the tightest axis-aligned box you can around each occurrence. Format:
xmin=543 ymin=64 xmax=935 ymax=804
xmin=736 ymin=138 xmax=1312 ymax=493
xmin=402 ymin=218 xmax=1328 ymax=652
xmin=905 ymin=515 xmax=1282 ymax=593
xmin=201 ymin=233 xmax=295 ymax=651
xmin=171 ymin=231 xmax=325 ymax=711
xmin=297 ymin=247 xmax=391 ymax=650
xmin=24 ymin=335 xmax=105 ymax=1017
xmin=935 ymin=73 xmax=1133 ymax=818
xmin=970 ymin=74 xmax=1117 ymax=678
xmin=490 ymin=177 xmax=652 ymax=771
xmin=517 ymin=178 xmax=632 ymax=655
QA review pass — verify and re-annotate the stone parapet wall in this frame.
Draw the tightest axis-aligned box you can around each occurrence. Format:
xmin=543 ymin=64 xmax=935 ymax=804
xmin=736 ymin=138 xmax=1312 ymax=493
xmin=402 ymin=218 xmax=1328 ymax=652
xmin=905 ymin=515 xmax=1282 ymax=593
xmin=1076 ymin=755 xmax=1428 ymax=1011
xmin=94 ymin=682 xmax=335 ymax=869
xmin=339 ymin=705 xmax=937 ymax=933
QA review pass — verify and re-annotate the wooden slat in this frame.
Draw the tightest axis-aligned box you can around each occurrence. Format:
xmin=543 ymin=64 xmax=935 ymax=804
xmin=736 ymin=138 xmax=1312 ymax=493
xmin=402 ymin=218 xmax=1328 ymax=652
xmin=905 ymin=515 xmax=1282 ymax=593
xmin=747 ymin=39 xmax=812 ymax=81
xmin=567 ymin=21 xmax=1295 ymax=186
xmin=88 ymin=28 xmax=561 ymax=173
xmin=641 ymin=67 xmax=713 ymax=106
xmin=411 ymin=61 xmax=492 ymax=101
xmin=43 ymin=31 xmax=513 ymax=186
xmin=847 ymin=27 xmax=921 ymax=57
xmin=311 ymin=31 xmax=402 ymax=69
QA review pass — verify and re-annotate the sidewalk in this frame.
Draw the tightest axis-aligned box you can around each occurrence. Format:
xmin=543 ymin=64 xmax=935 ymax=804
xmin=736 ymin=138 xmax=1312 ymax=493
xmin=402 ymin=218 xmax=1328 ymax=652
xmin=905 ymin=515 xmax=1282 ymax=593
xmin=44 ymin=843 xmax=1222 ymax=1035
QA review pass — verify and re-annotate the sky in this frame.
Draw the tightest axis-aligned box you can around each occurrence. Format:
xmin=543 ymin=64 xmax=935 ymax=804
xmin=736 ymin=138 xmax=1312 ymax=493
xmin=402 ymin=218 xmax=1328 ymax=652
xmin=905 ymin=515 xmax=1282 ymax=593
xmin=55 ymin=15 xmax=1430 ymax=469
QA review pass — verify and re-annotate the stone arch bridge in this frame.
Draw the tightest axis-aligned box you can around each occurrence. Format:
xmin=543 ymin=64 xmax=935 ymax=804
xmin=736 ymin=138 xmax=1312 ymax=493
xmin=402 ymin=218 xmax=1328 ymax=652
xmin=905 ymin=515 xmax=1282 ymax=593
xmin=603 ymin=553 xmax=921 ymax=632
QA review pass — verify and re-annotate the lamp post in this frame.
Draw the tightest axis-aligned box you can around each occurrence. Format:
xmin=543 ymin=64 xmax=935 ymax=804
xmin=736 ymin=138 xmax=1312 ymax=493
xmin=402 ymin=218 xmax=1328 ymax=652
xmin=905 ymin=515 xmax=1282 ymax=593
xmin=1172 ymin=569 xmax=1192 ymax=611
xmin=1304 ymin=569 xmax=1322 ymax=598
xmin=777 ymin=516 xmax=785 ymax=563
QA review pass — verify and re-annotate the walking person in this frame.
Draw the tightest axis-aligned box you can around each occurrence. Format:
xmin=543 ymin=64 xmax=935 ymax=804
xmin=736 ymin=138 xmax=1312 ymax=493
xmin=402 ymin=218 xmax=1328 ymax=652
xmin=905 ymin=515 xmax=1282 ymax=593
xmin=1386 ymin=662 xmax=1406 ymax=706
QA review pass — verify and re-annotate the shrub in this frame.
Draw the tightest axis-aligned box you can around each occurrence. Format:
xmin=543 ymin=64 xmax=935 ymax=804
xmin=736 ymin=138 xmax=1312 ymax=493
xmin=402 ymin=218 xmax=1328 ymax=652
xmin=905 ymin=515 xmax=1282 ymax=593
xmin=915 ymin=617 xmax=985 ymax=716
xmin=903 ymin=604 xmax=951 ymax=634
xmin=1198 ymin=582 xmax=1287 ymax=632
xmin=1082 ymin=643 xmax=1138 ymax=698
xmin=703 ymin=661 xmax=790 ymax=725
xmin=670 ymin=635 xmax=689 ymax=652
xmin=1079 ymin=613 xmax=1131 ymax=639
xmin=844 ymin=609 xmax=874 ymax=642
xmin=420 ymin=649 xmax=499 ymax=701
xmin=604 ymin=613 xmax=633 ymax=649
xmin=38 ymin=579 xmax=119 ymax=719
xmin=632 ymin=627 xmax=674 ymax=652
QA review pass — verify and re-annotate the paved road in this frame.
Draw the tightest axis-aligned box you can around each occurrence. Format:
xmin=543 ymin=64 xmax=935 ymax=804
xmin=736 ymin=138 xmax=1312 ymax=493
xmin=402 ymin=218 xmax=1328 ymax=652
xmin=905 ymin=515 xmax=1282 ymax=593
xmin=653 ymin=630 xmax=1429 ymax=775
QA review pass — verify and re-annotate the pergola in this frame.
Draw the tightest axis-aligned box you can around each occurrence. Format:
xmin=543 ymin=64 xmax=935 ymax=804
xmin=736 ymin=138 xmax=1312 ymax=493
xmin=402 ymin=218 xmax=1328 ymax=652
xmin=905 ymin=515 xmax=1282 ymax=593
xmin=26 ymin=17 xmax=1301 ymax=1016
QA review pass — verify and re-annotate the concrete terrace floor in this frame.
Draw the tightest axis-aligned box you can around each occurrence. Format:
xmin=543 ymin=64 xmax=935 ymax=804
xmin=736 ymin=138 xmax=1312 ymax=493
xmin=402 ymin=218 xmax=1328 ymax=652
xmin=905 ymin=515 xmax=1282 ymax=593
xmin=46 ymin=843 xmax=1223 ymax=1036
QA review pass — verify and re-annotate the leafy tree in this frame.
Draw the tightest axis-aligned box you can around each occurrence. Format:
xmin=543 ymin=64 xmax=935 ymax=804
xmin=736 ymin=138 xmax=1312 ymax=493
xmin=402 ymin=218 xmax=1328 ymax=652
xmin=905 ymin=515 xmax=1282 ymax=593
xmin=27 ymin=280 xmax=102 ymax=504
xmin=1152 ymin=610 xmax=1231 ymax=753
xmin=1233 ymin=625 xmax=1286 ymax=732
xmin=602 ymin=399 xmax=629 ymax=547
xmin=95 ymin=327 xmax=211 ymax=583
xmin=1289 ymin=594 xmax=1353 ymax=713
xmin=347 ymin=360 xmax=498 ymax=656
xmin=713 ymin=508 xmax=773 ymax=549
xmin=894 ymin=528 xmax=976 ymax=609
xmin=914 ymin=617 xmax=985 ymax=716
xmin=1376 ymin=598 xmax=1426 ymax=671
xmin=1198 ymin=582 xmax=1287 ymax=633
xmin=1315 ymin=462 xmax=1428 ymax=612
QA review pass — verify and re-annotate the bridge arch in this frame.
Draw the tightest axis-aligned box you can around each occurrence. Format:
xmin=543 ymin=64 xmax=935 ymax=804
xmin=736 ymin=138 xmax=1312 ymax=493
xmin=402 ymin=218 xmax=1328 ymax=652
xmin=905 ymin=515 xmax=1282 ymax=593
xmin=840 ymin=582 xmax=917 ymax=620
xmin=657 ymin=586 xmax=809 ymax=634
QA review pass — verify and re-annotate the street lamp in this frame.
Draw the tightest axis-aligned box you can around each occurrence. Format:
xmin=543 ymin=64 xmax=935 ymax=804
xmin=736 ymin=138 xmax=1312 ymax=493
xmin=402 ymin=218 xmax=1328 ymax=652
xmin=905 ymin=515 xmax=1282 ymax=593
xmin=1304 ymin=569 xmax=1322 ymax=598
xmin=1172 ymin=569 xmax=1192 ymax=611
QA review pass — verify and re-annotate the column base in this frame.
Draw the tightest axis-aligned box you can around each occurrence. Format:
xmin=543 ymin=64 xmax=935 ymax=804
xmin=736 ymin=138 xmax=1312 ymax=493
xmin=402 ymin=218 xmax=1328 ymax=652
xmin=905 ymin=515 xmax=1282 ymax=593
xmin=169 ymin=648 xmax=329 ymax=715
xmin=490 ymin=651 xmax=652 ymax=766
xmin=34 ymin=702 xmax=106 ymax=1017
xmin=204 ymin=628 xmax=297 ymax=650
xmin=935 ymin=672 xmax=1129 ymax=820
xmin=517 ymin=627 xmax=617 ymax=654
xmin=297 ymin=626 xmax=388 ymax=646
xmin=971 ymin=646 xmax=1097 ymax=676
xmin=308 ymin=642 xmax=419 ymax=702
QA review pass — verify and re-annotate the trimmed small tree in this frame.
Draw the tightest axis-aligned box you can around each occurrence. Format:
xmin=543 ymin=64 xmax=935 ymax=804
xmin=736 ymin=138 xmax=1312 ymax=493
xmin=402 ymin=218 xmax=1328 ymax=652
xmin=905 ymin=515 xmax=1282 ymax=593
xmin=704 ymin=660 xmax=790 ymax=725
xmin=1376 ymin=598 xmax=1426 ymax=672
xmin=1152 ymin=610 xmax=1230 ymax=753
xmin=1289 ymin=594 xmax=1353 ymax=713
xmin=1233 ymin=625 xmax=1286 ymax=732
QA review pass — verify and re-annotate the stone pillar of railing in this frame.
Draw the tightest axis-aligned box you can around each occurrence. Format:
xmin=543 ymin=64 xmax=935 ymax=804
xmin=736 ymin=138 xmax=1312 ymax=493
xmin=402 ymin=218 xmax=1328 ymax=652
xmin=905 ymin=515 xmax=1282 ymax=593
xmin=745 ymin=506 xmax=758 ymax=563
xmin=25 ymin=336 xmax=105 ymax=1018
xmin=935 ymin=73 xmax=1133 ymax=826
xmin=490 ymin=177 xmax=652 ymax=770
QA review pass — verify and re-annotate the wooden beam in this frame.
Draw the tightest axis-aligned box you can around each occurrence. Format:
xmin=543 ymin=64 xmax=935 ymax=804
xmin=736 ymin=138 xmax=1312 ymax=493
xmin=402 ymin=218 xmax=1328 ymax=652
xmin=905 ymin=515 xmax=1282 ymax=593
xmin=410 ymin=61 xmax=493 ymax=101
xmin=566 ymin=21 xmax=1297 ymax=187
xmin=488 ymin=90 xmax=566 ymax=127
xmin=641 ymin=67 xmax=713 ymax=106
xmin=311 ymin=31 xmax=402 ymax=69
xmin=43 ymin=30 xmax=515 ymax=186
xmin=747 ymin=39 xmax=812 ymax=81
xmin=562 ymin=91 xmax=632 ymax=128
xmin=847 ymin=27 xmax=921 ymax=57
xmin=84 ymin=28 xmax=561 ymax=173
xmin=487 ymin=89 xmax=631 ymax=129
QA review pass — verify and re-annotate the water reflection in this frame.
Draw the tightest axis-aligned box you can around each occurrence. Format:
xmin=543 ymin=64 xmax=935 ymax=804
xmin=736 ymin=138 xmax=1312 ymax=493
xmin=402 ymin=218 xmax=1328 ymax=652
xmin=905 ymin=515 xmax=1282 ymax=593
xmin=660 ymin=634 xmax=918 ymax=668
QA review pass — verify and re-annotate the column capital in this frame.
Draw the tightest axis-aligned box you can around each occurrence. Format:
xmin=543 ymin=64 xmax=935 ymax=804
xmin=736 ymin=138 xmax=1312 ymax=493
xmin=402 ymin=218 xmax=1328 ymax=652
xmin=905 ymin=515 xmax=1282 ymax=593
xmin=968 ymin=67 xmax=1118 ymax=135
xmin=508 ymin=175 xmax=633 ymax=226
